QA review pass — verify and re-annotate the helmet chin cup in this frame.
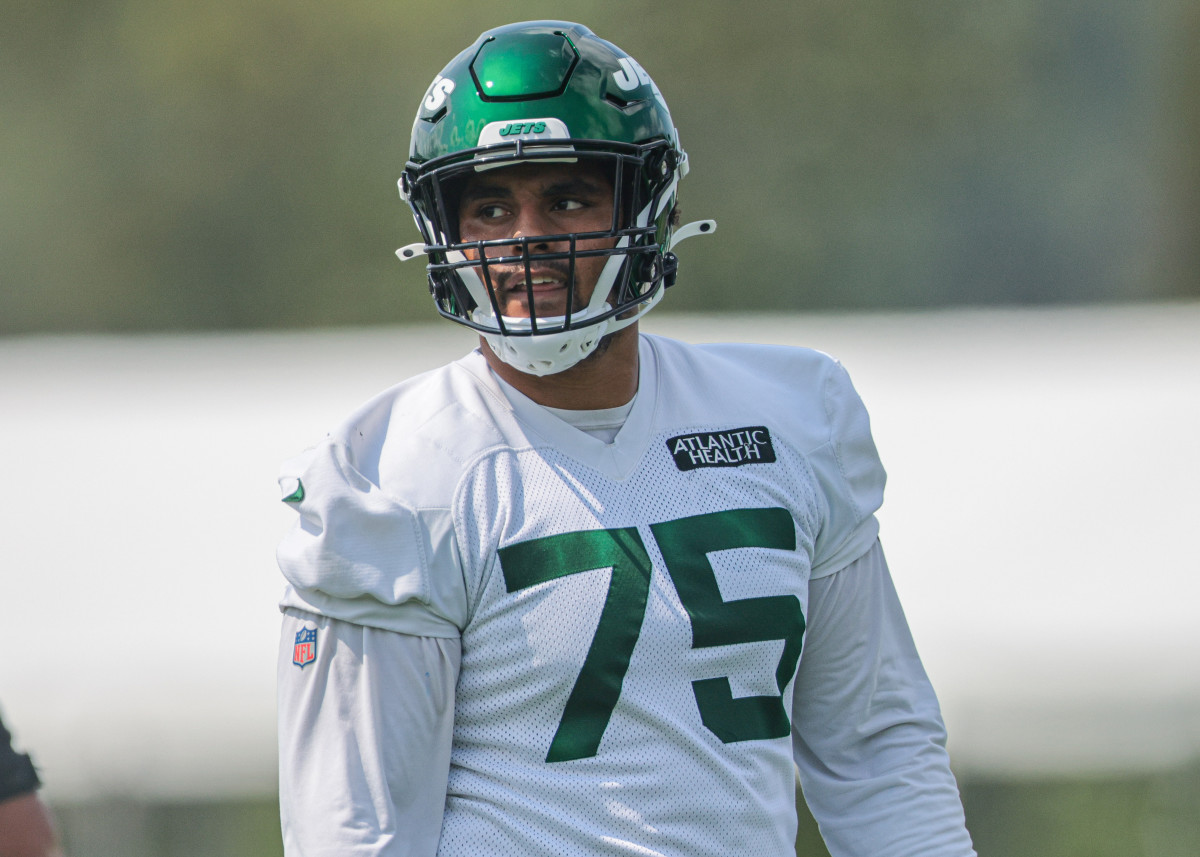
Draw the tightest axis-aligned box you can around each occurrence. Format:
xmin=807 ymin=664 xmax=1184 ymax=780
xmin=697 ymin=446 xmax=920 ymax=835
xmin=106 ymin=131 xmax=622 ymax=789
xmin=480 ymin=313 xmax=611 ymax=377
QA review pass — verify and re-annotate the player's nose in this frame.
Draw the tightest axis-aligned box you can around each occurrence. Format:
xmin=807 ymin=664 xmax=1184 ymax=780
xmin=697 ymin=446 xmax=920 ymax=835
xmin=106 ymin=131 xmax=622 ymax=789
xmin=509 ymin=207 xmax=559 ymax=250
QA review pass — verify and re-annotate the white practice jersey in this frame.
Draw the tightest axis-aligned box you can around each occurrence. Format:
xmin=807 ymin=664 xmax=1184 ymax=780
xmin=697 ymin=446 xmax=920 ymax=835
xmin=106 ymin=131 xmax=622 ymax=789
xmin=276 ymin=334 xmax=975 ymax=857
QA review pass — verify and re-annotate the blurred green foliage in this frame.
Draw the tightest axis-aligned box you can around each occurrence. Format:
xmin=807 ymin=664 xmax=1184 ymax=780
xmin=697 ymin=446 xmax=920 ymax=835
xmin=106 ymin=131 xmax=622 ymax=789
xmin=2 ymin=0 xmax=1197 ymax=334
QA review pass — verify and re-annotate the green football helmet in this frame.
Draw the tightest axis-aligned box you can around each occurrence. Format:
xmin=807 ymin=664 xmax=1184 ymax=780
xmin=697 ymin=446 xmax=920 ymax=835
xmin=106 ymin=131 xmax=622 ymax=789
xmin=397 ymin=20 xmax=715 ymax=375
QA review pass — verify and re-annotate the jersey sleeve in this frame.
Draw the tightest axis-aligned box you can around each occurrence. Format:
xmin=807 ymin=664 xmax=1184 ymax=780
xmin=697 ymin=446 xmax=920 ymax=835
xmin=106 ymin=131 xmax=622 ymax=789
xmin=791 ymin=541 xmax=976 ymax=857
xmin=278 ymin=609 xmax=460 ymax=857
xmin=276 ymin=439 xmax=468 ymax=637
xmin=806 ymin=358 xmax=887 ymax=578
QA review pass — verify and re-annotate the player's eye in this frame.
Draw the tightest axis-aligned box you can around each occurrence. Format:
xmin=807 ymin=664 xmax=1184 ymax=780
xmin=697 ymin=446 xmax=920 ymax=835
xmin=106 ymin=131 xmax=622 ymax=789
xmin=553 ymin=199 xmax=586 ymax=212
xmin=478 ymin=203 xmax=509 ymax=219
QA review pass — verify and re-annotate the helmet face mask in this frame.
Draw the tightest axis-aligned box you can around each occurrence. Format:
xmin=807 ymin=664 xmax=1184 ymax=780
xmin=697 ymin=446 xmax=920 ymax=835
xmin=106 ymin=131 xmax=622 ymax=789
xmin=398 ymin=21 xmax=706 ymax=375
xmin=409 ymin=145 xmax=674 ymax=330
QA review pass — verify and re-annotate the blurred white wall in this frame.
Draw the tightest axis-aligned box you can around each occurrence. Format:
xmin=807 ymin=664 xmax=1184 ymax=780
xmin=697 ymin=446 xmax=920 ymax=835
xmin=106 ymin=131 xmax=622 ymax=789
xmin=1 ymin=304 xmax=1197 ymax=800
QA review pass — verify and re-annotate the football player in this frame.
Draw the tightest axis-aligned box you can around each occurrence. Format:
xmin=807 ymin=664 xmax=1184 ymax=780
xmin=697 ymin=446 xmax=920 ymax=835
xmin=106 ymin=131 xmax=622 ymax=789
xmin=0 ymin=711 xmax=62 ymax=857
xmin=276 ymin=20 xmax=975 ymax=857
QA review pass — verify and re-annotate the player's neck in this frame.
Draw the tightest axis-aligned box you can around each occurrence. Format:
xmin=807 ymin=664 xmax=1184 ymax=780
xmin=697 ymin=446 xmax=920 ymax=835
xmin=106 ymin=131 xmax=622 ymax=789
xmin=480 ymin=324 xmax=640 ymax=411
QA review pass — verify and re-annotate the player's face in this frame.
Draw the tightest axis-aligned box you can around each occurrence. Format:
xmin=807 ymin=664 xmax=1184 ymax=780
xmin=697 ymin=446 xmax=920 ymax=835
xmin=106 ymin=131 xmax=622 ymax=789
xmin=456 ymin=162 xmax=617 ymax=320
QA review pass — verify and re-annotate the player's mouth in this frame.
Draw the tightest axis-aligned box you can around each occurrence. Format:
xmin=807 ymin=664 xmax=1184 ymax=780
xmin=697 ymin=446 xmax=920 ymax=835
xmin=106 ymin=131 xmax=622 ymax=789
xmin=494 ymin=266 xmax=569 ymax=292
xmin=494 ymin=266 xmax=577 ymax=305
xmin=512 ymin=275 xmax=565 ymax=293
xmin=485 ymin=260 xmax=593 ymax=319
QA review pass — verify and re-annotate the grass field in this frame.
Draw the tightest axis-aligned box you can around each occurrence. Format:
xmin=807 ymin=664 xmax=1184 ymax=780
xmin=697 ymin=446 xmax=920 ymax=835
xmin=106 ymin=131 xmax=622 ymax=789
xmin=48 ymin=760 xmax=1200 ymax=857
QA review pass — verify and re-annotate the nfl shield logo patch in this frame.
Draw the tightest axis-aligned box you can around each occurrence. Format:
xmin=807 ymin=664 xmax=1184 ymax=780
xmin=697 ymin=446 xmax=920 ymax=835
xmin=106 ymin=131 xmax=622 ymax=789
xmin=293 ymin=627 xmax=317 ymax=669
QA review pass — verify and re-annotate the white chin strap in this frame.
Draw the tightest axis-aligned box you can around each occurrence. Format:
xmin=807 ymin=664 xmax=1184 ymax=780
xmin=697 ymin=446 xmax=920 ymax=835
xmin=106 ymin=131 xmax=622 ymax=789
xmin=481 ymin=315 xmax=609 ymax=377
xmin=477 ymin=297 xmax=656 ymax=377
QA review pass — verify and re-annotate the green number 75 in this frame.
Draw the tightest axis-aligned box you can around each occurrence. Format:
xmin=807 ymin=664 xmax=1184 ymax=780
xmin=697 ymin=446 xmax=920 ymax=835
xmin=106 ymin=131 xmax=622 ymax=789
xmin=497 ymin=507 xmax=803 ymax=762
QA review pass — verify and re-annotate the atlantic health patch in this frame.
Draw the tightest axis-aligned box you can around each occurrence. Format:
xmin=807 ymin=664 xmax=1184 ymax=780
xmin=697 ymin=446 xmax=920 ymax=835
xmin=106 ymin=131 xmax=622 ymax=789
xmin=667 ymin=426 xmax=776 ymax=471
xmin=293 ymin=627 xmax=317 ymax=668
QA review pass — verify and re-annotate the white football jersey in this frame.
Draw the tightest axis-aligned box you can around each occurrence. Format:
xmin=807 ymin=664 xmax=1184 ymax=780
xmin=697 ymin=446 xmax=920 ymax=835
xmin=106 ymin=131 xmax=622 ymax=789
xmin=278 ymin=334 xmax=889 ymax=856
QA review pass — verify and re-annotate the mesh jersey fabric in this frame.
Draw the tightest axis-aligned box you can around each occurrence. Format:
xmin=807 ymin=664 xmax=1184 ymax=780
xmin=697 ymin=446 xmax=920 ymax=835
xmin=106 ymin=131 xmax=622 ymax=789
xmin=277 ymin=333 xmax=888 ymax=856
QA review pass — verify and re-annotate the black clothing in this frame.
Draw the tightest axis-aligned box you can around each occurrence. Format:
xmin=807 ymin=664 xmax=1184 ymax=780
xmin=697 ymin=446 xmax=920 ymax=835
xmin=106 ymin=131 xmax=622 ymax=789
xmin=0 ymin=711 xmax=40 ymax=802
